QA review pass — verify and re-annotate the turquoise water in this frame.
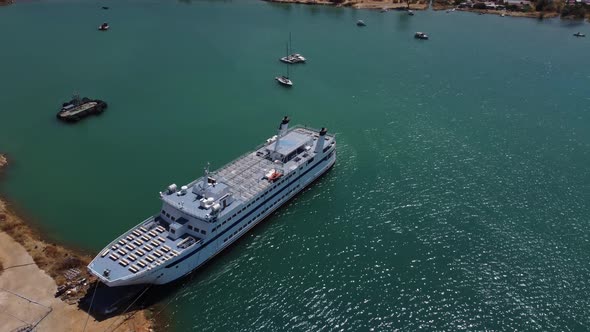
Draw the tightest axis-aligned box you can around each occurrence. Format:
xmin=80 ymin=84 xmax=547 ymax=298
xmin=1 ymin=0 xmax=590 ymax=330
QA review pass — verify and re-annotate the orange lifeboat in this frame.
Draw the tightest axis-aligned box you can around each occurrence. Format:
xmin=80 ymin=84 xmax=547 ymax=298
xmin=265 ymin=169 xmax=282 ymax=182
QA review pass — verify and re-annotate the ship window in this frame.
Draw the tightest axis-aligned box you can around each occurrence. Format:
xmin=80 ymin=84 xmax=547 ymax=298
xmin=166 ymin=213 xmax=170 ymax=218
xmin=323 ymin=146 xmax=330 ymax=153
xmin=200 ymin=230 xmax=206 ymax=235
xmin=188 ymin=225 xmax=193 ymax=230
xmin=307 ymin=157 xmax=314 ymax=164
xmin=224 ymin=238 xmax=227 ymax=242
xmin=222 ymin=221 xmax=227 ymax=225
xmin=161 ymin=210 xmax=166 ymax=214
xmin=170 ymin=229 xmax=175 ymax=234
xmin=238 ymin=209 xmax=242 ymax=213
xmin=171 ymin=216 xmax=176 ymax=221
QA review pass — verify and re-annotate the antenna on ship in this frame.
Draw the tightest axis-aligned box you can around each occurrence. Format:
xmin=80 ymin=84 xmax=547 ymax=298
xmin=198 ymin=162 xmax=211 ymax=192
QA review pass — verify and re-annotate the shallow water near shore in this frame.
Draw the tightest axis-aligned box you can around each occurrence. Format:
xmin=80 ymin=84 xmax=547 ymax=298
xmin=1 ymin=0 xmax=590 ymax=330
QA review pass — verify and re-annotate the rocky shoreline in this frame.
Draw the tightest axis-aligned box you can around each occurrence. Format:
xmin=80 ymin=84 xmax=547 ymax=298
xmin=264 ymin=0 xmax=585 ymax=20
xmin=0 ymin=154 xmax=156 ymax=332
xmin=264 ymin=0 xmax=428 ymax=10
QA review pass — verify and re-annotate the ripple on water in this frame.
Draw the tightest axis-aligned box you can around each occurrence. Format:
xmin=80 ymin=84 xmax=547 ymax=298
xmin=168 ymin=108 xmax=589 ymax=332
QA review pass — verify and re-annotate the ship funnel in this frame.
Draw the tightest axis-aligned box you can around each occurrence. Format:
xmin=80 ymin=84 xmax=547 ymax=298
xmin=274 ymin=116 xmax=290 ymax=153
xmin=278 ymin=116 xmax=290 ymax=137
xmin=314 ymin=127 xmax=328 ymax=154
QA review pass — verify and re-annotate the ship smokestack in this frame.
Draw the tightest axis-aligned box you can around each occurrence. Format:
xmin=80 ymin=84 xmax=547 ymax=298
xmin=274 ymin=116 xmax=290 ymax=152
xmin=278 ymin=116 xmax=290 ymax=137
xmin=314 ymin=127 xmax=328 ymax=154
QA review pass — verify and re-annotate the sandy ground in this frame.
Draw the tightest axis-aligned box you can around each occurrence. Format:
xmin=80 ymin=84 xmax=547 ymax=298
xmin=0 ymin=155 xmax=154 ymax=332
xmin=0 ymin=217 xmax=153 ymax=332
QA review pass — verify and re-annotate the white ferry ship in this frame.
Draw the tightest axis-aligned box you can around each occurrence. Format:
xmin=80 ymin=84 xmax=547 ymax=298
xmin=88 ymin=117 xmax=336 ymax=286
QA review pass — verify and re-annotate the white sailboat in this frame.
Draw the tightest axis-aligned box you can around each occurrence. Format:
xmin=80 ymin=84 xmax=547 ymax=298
xmin=280 ymin=33 xmax=306 ymax=64
xmin=276 ymin=43 xmax=293 ymax=87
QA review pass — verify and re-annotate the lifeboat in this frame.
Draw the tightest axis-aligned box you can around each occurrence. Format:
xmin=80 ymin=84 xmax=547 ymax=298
xmin=265 ymin=169 xmax=283 ymax=182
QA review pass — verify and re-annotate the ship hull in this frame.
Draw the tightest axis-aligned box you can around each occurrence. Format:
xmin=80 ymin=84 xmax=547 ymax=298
xmin=93 ymin=151 xmax=336 ymax=287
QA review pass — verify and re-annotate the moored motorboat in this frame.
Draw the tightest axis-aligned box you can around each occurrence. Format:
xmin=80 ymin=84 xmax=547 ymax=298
xmin=280 ymin=56 xmax=296 ymax=64
xmin=414 ymin=32 xmax=429 ymax=40
xmin=98 ymin=22 xmax=109 ymax=31
xmin=356 ymin=20 xmax=366 ymax=26
xmin=573 ymin=32 xmax=585 ymax=37
xmin=56 ymin=95 xmax=108 ymax=122
xmin=408 ymin=10 xmax=415 ymax=15
xmin=280 ymin=54 xmax=306 ymax=64
xmin=291 ymin=53 xmax=306 ymax=63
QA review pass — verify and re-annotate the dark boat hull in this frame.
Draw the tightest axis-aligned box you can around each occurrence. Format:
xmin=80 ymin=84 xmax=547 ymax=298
xmin=56 ymin=99 xmax=108 ymax=123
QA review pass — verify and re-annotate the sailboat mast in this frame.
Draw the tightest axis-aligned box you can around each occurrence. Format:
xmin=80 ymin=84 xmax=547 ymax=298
xmin=289 ymin=32 xmax=292 ymax=54
xmin=286 ymin=42 xmax=290 ymax=78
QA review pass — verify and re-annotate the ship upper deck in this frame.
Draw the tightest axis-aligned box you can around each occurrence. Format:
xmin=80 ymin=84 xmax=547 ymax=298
xmin=161 ymin=126 xmax=334 ymax=218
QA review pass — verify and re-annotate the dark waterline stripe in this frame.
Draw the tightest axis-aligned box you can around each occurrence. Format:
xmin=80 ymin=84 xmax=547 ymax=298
xmin=165 ymin=151 xmax=333 ymax=268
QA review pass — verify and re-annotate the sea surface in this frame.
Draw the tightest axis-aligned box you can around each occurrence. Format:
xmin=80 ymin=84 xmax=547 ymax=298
xmin=1 ymin=0 xmax=590 ymax=330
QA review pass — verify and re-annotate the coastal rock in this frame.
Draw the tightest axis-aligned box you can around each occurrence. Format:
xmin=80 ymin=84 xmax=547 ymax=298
xmin=0 ymin=154 xmax=7 ymax=169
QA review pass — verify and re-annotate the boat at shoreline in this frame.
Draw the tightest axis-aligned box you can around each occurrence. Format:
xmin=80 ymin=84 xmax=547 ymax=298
xmin=56 ymin=95 xmax=107 ymax=122
xmin=88 ymin=117 xmax=337 ymax=286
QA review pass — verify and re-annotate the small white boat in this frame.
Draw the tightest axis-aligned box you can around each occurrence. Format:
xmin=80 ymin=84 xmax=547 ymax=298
xmin=414 ymin=32 xmax=428 ymax=40
xmin=573 ymin=32 xmax=586 ymax=37
xmin=408 ymin=10 xmax=415 ymax=16
xmin=275 ymin=75 xmax=293 ymax=87
xmin=280 ymin=56 xmax=296 ymax=64
xmin=98 ymin=22 xmax=109 ymax=31
xmin=292 ymin=53 xmax=306 ymax=62
xmin=280 ymin=53 xmax=306 ymax=64
xmin=380 ymin=8 xmax=388 ymax=12
xmin=356 ymin=20 xmax=366 ymax=27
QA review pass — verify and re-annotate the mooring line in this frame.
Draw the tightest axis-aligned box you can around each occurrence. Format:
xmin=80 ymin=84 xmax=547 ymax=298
xmin=82 ymin=280 xmax=100 ymax=332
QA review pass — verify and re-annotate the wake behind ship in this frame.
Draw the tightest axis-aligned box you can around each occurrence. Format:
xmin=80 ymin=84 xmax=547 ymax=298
xmin=88 ymin=117 xmax=336 ymax=286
